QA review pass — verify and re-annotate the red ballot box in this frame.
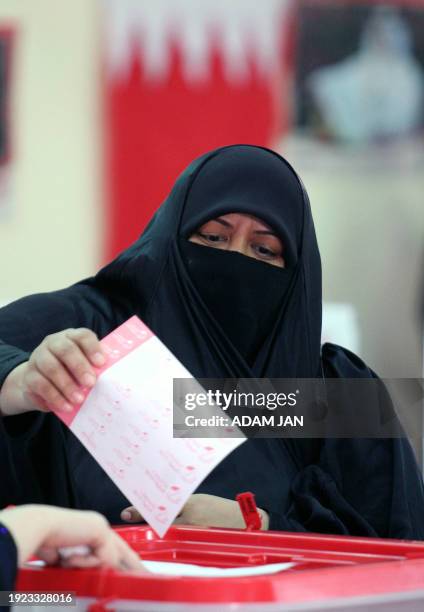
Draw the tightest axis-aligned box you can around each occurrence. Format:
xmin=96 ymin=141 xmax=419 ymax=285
xmin=17 ymin=525 xmax=424 ymax=611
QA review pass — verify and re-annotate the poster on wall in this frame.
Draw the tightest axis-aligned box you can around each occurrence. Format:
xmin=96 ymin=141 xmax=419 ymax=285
xmin=0 ymin=28 xmax=14 ymax=219
xmin=278 ymin=0 xmax=424 ymax=381
xmin=287 ymin=0 xmax=424 ymax=157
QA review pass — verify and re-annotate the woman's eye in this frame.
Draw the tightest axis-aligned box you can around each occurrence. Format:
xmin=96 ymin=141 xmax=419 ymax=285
xmin=253 ymin=244 xmax=278 ymax=258
xmin=198 ymin=232 xmax=227 ymax=244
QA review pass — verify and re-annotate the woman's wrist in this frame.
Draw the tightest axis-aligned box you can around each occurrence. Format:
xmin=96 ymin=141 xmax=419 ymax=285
xmin=0 ymin=363 xmax=35 ymax=417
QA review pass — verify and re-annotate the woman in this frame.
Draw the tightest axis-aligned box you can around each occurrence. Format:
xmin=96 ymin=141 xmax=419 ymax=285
xmin=0 ymin=145 xmax=423 ymax=537
xmin=0 ymin=505 xmax=141 ymax=590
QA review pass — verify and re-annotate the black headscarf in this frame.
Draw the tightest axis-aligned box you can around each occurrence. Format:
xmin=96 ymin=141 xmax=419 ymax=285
xmin=95 ymin=145 xmax=322 ymax=379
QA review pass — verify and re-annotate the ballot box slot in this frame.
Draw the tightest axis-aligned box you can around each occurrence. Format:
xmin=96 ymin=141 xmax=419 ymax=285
xmin=138 ymin=547 xmax=296 ymax=567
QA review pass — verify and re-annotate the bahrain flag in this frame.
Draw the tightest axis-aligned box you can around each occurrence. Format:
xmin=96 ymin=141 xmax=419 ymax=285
xmin=103 ymin=0 xmax=295 ymax=259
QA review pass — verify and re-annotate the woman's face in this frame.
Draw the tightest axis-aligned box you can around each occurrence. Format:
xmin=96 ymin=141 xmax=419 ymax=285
xmin=189 ymin=213 xmax=285 ymax=268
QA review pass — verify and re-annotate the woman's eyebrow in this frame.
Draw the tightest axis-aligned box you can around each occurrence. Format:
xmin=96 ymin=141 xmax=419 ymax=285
xmin=253 ymin=229 xmax=279 ymax=237
xmin=209 ymin=218 xmax=278 ymax=238
xmin=213 ymin=217 xmax=233 ymax=228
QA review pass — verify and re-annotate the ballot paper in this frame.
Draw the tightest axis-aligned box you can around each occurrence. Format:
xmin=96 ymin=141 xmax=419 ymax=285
xmin=55 ymin=316 xmax=244 ymax=537
xmin=142 ymin=560 xmax=295 ymax=577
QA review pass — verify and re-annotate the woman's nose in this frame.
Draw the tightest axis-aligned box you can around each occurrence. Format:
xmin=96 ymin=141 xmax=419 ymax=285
xmin=229 ymin=235 xmax=250 ymax=258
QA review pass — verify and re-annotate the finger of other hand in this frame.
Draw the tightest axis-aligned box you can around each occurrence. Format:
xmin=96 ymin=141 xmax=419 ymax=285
xmin=120 ymin=507 xmax=144 ymax=523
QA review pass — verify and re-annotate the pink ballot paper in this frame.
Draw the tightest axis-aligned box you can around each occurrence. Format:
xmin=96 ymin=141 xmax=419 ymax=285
xmin=55 ymin=316 xmax=245 ymax=537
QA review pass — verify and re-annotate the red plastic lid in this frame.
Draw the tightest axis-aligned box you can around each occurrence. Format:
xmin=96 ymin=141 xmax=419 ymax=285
xmin=17 ymin=525 xmax=424 ymax=605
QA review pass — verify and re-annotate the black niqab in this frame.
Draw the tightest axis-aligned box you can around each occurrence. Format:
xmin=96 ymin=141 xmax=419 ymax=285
xmin=179 ymin=241 xmax=291 ymax=365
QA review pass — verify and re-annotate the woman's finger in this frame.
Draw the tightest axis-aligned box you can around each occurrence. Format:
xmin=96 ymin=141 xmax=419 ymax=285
xmin=65 ymin=329 xmax=106 ymax=368
xmin=120 ymin=506 xmax=144 ymax=523
xmin=114 ymin=533 xmax=142 ymax=571
xmin=33 ymin=351 xmax=86 ymax=406
xmin=60 ymin=536 xmax=141 ymax=571
xmin=61 ymin=554 xmax=101 ymax=569
xmin=46 ymin=337 xmax=97 ymax=388
xmin=36 ymin=547 xmax=60 ymax=565
xmin=21 ymin=390 xmax=50 ymax=413
xmin=23 ymin=369 xmax=73 ymax=413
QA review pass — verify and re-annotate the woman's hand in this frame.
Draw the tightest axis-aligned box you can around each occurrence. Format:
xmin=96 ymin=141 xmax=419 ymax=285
xmin=121 ymin=494 xmax=269 ymax=530
xmin=0 ymin=328 xmax=105 ymax=416
xmin=0 ymin=505 xmax=141 ymax=570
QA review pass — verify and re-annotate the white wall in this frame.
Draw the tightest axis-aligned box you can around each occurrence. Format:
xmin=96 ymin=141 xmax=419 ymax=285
xmin=282 ymin=135 xmax=424 ymax=378
xmin=0 ymin=0 xmax=101 ymax=302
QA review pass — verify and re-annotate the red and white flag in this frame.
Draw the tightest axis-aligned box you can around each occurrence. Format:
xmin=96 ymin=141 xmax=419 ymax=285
xmin=102 ymin=0 xmax=295 ymax=259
